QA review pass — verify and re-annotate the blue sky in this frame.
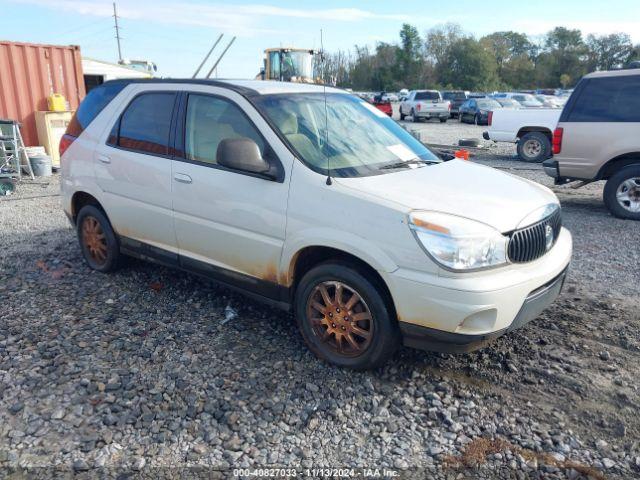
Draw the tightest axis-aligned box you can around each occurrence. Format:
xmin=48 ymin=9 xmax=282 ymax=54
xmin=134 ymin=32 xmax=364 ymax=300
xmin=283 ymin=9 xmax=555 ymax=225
xmin=3 ymin=0 xmax=639 ymax=78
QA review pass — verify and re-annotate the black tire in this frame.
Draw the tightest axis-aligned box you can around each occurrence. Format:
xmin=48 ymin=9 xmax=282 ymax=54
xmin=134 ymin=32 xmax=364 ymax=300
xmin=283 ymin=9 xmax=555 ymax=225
xmin=603 ymin=164 xmax=640 ymax=220
xmin=439 ymin=118 xmax=447 ymax=123
xmin=459 ymin=138 xmax=480 ymax=147
xmin=411 ymin=108 xmax=417 ymax=122
xmin=76 ymin=205 xmax=122 ymax=272
xmin=399 ymin=108 xmax=406 ymax=121
xmin=294 ymin=262 xmax=400 ymax=369
xmin=517 ymin=132 xmax=551 ymax=163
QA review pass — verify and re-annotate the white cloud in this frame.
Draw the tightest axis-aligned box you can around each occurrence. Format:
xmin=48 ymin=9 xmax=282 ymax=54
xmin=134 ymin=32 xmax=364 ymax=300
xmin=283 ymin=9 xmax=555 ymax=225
xmin=14 ymin=0 xmax=424 ymax=37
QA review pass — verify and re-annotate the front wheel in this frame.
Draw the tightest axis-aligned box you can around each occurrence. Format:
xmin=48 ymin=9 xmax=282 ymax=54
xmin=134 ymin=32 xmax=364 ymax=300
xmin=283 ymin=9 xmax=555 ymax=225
xmin=295 ymin=263 xmax=400 ymax=369
xmin=603 ymin=165 xmax=640 ymax=220
xmin=517 ymin=132 xmax=551 ymax=163
xmin=399 ymin=107 xmax=406 ymax=121
xmin=440 ymin=118 xmax=447 ymax=123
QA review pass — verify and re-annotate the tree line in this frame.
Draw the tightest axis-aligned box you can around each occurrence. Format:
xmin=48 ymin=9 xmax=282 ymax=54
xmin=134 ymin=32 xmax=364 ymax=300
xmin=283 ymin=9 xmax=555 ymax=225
xmin=322 ymin=24 xmax=640 ymax=92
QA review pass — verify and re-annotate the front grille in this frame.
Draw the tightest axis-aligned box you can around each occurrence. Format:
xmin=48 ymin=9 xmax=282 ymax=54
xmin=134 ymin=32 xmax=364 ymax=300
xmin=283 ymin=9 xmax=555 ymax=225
xmin=508 ymin=208 xmax=562 ymax=263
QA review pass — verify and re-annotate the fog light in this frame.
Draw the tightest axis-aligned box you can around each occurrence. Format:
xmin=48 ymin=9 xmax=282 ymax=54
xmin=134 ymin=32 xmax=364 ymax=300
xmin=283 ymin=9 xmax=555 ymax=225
xmin=457 ymin=309 xmax=498 ymax=334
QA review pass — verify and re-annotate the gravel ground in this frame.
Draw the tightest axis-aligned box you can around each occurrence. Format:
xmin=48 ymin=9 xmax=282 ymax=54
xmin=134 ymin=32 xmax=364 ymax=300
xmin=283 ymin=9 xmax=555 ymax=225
xmin=1 ymin=147 xmax=639 ymax=478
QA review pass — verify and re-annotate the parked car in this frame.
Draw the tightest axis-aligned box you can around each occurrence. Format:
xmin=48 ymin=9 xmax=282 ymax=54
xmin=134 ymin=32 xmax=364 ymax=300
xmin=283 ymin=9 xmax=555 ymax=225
xmin=458 ymin=98 xmax=502 ymax=125
xmin=495 ymin=98 xmax=522 ymax=109
xmin=61 ymin=79 xmax=572 ymax=369
xmin=535 ymin=95 xmax=564 ymax=108
xmin=544 ymin=68 xmax=640 ymax=219
xmin=483 ymin=108 xmax=562 ymax=162
xmin=382 ymin=93 xmax=399 ymax=102
xmin=399 ymin=90 xmax=451 ymax=122
xmin=493 ymin=93 xmax=543 ymax=108
xmin=441 ymin=90 xmax=469 ymax=117
xmin=372 ymin=92 xmax=393 ymax=117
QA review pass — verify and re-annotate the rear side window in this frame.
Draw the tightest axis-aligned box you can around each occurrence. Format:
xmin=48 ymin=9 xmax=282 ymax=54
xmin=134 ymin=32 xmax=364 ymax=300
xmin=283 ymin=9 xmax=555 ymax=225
xmin=115 ymin=93 xmax=176 ymax=156
xmin=66 ymin=82 xmax=126 ymax=137
xmin=415 ymin=91 xmax=440 ymax=101
xmin=568 ymin=76 xmax=640 ymax=122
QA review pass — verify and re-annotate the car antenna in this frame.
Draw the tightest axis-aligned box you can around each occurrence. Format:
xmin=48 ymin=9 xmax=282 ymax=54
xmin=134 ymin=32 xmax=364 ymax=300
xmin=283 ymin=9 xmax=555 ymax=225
xmin=320 ymin=29 xmax=332 ymax=186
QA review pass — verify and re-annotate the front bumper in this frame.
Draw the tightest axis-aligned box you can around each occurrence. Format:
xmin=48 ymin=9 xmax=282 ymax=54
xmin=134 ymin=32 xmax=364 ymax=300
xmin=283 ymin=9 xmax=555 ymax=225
xmin=387 ymin=227 xmax=572 ymax=353
xmin=399 ymin=268 xmax=567 ymax=352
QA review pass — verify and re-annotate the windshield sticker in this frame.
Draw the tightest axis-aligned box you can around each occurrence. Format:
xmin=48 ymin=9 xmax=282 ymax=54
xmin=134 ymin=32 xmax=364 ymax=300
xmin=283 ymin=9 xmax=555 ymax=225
xmin=361 ymin=101 xmax=388 ymax=118
xmin=386 ymin=144 xmax=416 ymax=161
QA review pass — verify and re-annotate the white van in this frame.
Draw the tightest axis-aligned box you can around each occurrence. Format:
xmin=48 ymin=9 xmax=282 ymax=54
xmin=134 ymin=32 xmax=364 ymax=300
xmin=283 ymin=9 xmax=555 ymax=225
xmin=60 ymin=79 xmax=572 ymax=369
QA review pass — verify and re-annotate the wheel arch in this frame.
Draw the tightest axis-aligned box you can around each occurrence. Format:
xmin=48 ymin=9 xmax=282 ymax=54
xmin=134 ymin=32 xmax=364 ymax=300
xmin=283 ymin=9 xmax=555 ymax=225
xmin=286 ymin=245 xmax=397 ymax=319
xmin=71 ymin=191 xmax=105 ymax=224
xmin=596 ymin=153 xmax=640 ymax=180
xmin=516 ymin=127 xmax=552 ymax=141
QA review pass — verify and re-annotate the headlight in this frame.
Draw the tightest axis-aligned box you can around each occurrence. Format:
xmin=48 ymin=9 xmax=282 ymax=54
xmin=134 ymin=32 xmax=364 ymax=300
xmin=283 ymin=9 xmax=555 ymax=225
xmin=409 ymin=211 xmax=509 ymax=271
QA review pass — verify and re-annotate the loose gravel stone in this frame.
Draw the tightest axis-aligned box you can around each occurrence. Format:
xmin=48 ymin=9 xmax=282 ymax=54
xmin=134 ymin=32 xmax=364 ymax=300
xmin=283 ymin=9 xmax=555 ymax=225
xmin=1 ymin=166 xmax=638 ymax=478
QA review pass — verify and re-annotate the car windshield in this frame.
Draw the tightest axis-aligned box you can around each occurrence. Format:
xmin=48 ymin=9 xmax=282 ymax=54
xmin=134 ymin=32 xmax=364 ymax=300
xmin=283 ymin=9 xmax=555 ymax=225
xmin=415 ymin=91 xmax=440 ymax=101
xmin=477 ymin=99 xmax=501 ymax=109
xmin=253 ymin=93 xmax=440 ymax=178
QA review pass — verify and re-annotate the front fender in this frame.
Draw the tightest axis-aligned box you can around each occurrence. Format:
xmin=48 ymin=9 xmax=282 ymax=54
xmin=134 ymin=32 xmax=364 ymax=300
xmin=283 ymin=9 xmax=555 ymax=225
xmin=280 ymin=228 xmax=399 ymax=286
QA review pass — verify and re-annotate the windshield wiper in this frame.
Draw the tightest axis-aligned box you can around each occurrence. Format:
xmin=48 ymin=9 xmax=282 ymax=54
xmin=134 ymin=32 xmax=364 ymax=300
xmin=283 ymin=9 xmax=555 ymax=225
xmin=379 ymin=159 xmax=438 ymax=170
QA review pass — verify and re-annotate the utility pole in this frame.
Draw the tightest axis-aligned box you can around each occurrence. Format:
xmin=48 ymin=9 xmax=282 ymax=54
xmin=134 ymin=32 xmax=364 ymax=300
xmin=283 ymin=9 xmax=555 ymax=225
xmin=113 ymin=2 xmax=123 ymax=63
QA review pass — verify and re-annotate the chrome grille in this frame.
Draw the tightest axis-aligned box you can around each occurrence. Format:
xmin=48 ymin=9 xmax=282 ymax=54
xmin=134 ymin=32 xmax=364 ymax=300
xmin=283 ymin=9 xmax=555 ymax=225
xmin=508 ymin=208 xmax=562 ymax=263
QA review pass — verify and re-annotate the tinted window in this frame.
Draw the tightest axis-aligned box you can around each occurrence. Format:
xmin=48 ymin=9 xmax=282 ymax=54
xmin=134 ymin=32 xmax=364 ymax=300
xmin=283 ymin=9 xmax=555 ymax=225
xmin=415 ymin=91 xmax=440 ymax=101
xmin=117 ymin=93 xmax=176 ymax=155
xmin=185 ymin=94 xmax=265 ymax=165
xmin=477 ymin=99 xmax=501 ymax=110
xmin=66 ymin=82 xmax=126 ymax=137
xmin=568 ymin=76 xmax=640 ymax=122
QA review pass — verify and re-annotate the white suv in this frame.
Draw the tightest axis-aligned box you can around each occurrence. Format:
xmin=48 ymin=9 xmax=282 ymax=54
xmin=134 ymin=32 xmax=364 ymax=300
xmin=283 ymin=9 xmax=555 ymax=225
xmin=60 ymin=79 xmax=572 ymax=369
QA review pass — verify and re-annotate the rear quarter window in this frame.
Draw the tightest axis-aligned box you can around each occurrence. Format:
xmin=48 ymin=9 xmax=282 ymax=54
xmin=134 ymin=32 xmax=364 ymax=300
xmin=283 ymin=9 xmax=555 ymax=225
xmin=415 ymin=91 xmax=440 ymax=101
xmin=113 ymin=92 xmax=177 ymax=156
xmin=567 ymin=76 xmax=640 ymax=122
xmin=66 ymin=82 xmax=127 ymax=137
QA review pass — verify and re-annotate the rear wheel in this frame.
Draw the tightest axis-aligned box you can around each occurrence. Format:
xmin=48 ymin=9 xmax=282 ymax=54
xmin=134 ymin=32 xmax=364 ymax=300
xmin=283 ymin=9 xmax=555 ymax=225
xmin=411 ymin=108 xmax=417 ymax=122
xmin=295 ymin=263 xmax=400 ymax=369
xmin=517 ymin=132 xmax=551 ymax=163
xmin=440 ymin=118 xmax=447 ymax=123
xmin=603 ymin=165 xmax=640 ymax=220
xmin=77 ymin=205 xmax=122 ymax=272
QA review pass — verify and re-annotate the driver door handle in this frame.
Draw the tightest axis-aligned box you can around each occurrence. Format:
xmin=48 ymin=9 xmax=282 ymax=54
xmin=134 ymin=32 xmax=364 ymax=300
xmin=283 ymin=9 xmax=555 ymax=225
xmin=97 ymin=155 xmax=111 ymax=164
xmin=173 ymin=173 xmax=192 ymax=184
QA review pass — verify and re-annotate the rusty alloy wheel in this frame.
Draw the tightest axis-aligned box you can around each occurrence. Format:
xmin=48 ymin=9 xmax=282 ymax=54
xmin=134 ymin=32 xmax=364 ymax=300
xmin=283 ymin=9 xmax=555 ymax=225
xmin=81 ymin=216 xmax=108 ymax=266
xmin=306 ymin=281 xmax=374 ymax=357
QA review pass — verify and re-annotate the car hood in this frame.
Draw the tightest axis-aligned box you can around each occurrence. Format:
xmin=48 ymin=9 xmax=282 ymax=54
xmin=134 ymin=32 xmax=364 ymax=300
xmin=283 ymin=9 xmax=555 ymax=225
xmin=336 ymin=160 xmax=558 ymax=233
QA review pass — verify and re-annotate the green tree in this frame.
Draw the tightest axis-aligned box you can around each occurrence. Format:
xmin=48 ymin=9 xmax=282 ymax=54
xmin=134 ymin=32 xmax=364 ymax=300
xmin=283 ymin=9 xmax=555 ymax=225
xmin=539 ymin=27 xmax=588 ymax=86
xmin=586 ymin=33 xmax=633 ymax=70
xmin=398 ymin=24 xmax=422 ymax=86
xmin=438 ymin=38 xmax=499 ymax=90
xmin=425 ymin=23 xmax=463 ymax=65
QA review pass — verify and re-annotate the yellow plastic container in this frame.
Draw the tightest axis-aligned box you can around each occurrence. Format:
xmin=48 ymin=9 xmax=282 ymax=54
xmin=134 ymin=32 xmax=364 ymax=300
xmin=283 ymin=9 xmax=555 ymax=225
xmin=47 ymin=94 xmax=66 ymax=112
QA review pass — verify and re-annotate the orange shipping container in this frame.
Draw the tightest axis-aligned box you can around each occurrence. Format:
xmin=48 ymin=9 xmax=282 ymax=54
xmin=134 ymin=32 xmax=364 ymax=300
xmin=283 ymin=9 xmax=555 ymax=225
xmin=0 ymin=40 xmax=85 ymax=146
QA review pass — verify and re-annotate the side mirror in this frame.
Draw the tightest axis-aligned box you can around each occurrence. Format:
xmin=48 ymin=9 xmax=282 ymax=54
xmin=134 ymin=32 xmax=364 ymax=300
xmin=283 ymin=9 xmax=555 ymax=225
xmin=217 ymin=138 xmax=270 ymax=175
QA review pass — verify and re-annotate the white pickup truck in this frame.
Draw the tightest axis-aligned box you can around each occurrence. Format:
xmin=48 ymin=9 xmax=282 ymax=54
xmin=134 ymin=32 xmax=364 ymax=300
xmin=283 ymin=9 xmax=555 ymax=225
xmin=400 ymin=90 xmax=451 ymax=123
xmin=483 ymin=108 xmax=562 ymax=162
